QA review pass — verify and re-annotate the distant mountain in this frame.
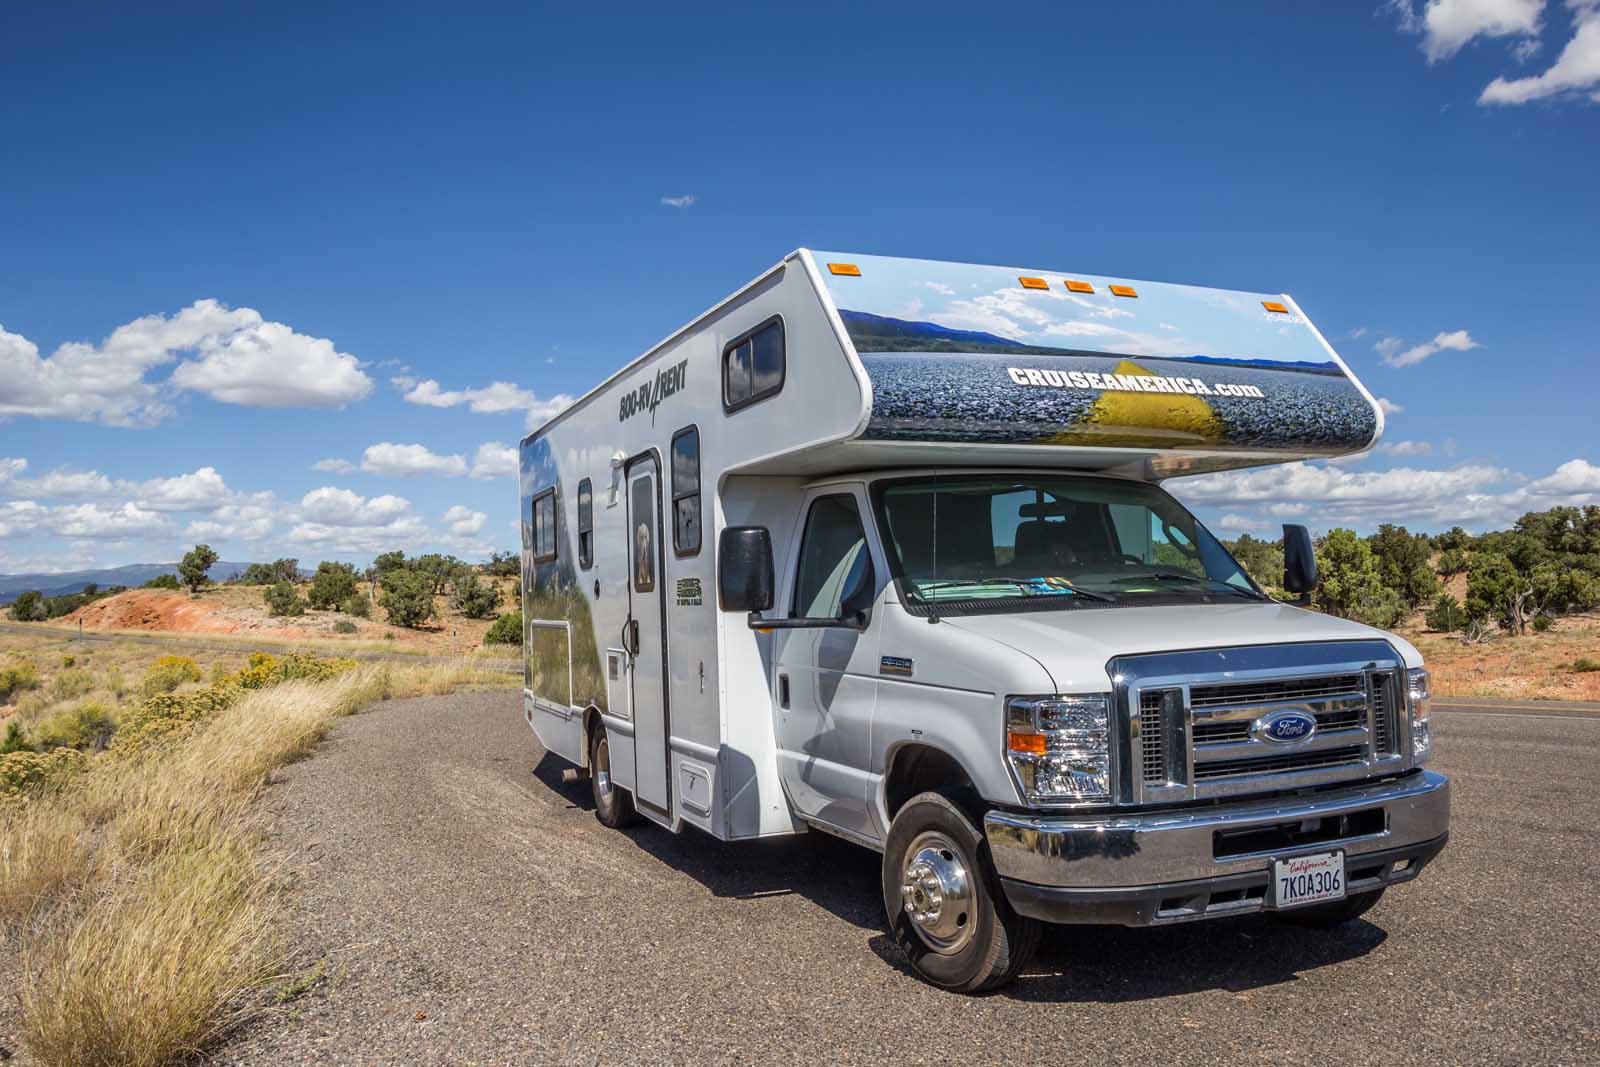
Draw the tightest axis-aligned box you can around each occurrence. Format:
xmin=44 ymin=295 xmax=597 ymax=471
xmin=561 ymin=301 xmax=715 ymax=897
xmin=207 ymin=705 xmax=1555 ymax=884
xmin=839 ymin=310 xmax=1022 ymax=351
xmin=0 ymin=562 xmax=255 ymax=604
xmin=1172 ymin=353 xmax=1340 ymax=373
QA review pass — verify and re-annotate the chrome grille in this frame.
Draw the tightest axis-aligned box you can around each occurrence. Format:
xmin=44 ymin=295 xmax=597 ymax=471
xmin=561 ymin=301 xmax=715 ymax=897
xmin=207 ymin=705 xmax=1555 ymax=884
xmin=1140 ymin=690 xmax=1167 ymax=784
xmin=1194 ymin=745 xmax=1366 ymax=781
xmin=1111 ymin=642 xmax=1411 ymax=805
xmin=1189 ymin=674 xmax=1365 ymax=709
xmin=1372 ymin=674 xmax=1395 ymax=756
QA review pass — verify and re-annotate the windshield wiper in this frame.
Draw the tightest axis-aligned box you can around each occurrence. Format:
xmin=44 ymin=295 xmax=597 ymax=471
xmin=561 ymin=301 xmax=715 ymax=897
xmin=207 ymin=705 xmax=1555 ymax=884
xmin=1108 ymin=572 xmax=1269 ymax=600
xmin=912 ymin=578 xmax=1115 ymax=603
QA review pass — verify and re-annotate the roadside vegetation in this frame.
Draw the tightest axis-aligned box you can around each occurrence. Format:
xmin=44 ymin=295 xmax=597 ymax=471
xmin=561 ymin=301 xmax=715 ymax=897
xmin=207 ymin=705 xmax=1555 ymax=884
xmin=0 ymin=636 xmax=517 ymax=1066
xmin=4 ymin=546 xmax=523 ymax=657
xmin=1224 ymin=504 xmax=1600 ymax=699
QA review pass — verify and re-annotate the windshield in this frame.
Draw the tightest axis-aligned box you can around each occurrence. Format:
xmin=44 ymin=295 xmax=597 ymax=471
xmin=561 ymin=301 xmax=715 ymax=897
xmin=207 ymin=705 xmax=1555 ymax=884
xmin=874 ymin=474 xmax=1261 ymax=613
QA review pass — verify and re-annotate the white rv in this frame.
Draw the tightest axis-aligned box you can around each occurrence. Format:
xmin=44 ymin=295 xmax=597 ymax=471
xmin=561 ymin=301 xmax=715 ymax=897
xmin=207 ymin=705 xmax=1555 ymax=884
xmin=517 ymin=250 xmax=1449 ymax=991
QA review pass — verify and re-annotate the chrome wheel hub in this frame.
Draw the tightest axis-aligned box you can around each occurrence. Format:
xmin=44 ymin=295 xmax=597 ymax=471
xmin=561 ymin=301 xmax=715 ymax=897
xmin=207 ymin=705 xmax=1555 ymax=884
xmin=594 ymin=738 xmax=614 ymax=802
xmin=899 ymin=831 xmax=975 ymax=955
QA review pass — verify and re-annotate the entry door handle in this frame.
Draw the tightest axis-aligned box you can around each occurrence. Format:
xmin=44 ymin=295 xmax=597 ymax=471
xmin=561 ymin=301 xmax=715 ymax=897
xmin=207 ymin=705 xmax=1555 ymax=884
xmin=623 ymin=618 xmax=640 ymax=656
xmin=778 ymin=673 xmax=790 ymax=709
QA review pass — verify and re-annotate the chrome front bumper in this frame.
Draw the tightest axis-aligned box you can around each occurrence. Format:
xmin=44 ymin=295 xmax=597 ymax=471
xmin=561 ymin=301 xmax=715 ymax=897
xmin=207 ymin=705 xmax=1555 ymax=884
xmin=985 ymin=770 xmax=1449 ymax=926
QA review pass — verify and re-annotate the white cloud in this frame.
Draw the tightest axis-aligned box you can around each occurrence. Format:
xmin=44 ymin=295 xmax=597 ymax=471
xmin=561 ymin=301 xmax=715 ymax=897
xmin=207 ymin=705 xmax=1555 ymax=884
xmin=0 ymin=301 xmax=372 ymax=427
xmin=53 ymin=502 xmax=175 ymax=540
xmin=1389 ymin=0 xmax=1544 ymax=62
xmin=395 ymin=376 xmax=573 ymax=429
xmin=286 ymin=487 xmax=428 ymax=552
xmin=1481 ymin=5 xmax=1600 ymax=103
xmin=312 ymin=458 xmax=355 ymax=474
xmin=1217 ymin=513 xmax=1260 ymax=532
xmin=0 ymin=458 xmax=231 ymax=512
xmin=1376 ymin=439 xmax=1435 ymax=457
xmin=470 ymin=442 xmax=519 ymax=480
xmin=661 ymin=195 xmax=696 ymax=208
xmin=299 ymin=487 xmax=412 ymax=527
xmin=1527 ymin=457 xmax=1600 ymax=493
xmin=0 ymin=501 xmax=49 ymax=539
xmin=184 ymin=500 xmax=275 ymax=542
xmin=443 ymin=504 xmax=487 ymax=536
xmin=1379 ymin=329 xmax=1479 ymax=368
xmin=359 ymin=442 xmax=468 ymax=478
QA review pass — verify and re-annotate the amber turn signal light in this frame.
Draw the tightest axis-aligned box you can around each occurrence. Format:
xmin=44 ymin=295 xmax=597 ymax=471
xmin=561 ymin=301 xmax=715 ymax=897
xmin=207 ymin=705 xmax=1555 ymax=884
xmin=1007 ymin=730 xmax=1048 ymax=755
xmin=827 ymin=262 xmax=861 ymax=276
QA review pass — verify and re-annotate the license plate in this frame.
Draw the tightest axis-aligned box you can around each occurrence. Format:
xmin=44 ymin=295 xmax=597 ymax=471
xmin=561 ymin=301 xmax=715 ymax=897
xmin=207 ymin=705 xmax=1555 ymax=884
xmin=1271 ymin=850 xmax=1346 ymax=909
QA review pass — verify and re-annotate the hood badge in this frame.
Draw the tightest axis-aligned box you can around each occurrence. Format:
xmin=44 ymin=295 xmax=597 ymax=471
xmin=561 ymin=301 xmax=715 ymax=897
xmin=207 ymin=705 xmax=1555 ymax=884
xmin=1253 ymin=708 xmax=1317 ymax=744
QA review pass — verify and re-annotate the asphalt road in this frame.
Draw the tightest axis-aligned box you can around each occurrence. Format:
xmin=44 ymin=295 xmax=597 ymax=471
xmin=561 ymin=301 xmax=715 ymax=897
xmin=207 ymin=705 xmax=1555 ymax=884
xmin=213 ymin=694 xmax=1600 ymax=1066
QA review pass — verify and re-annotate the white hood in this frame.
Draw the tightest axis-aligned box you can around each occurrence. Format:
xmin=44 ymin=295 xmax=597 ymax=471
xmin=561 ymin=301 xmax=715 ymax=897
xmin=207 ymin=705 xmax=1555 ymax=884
xmin=942 ymin=602 xmax=1421 ymax=693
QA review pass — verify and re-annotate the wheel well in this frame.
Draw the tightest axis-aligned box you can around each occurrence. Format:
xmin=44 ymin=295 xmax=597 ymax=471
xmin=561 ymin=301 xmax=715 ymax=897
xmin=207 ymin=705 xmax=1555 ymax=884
xmin=581 ymin=707 xmax=602 ymax=768
xmin=884 ymin=744 xmax=978 ymax=821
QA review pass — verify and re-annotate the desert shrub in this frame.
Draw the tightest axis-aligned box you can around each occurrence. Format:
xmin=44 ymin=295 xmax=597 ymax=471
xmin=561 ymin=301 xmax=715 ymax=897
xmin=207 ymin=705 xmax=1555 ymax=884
xmin=379 ymin=569 xmax=434 ymax=629
xmin=1425 ymin=594 xmax=1466 ymax=634
xmin=332 ymin=620 xmax=357 ymax=634
xmin=307 ymin=561 xmax=358 ymax=611
xmin=235 ymin=652 xmax=355 ymax=690
xmin=342 ymin=594 xmax=370 ymax=619
xmin=484 ymin=611 xmax=523 ymax=646
xmin=8 ymin=590 xmax=45 ymax=621
xmin=142 ymin=573 xmax=181 ymax=590
xmin=141 ymin=656 xmax=202 ymax=698
xmin=104 ymin=666 xmax=128 ymax=700
xmin=177 ymin=544 xmax=219 ymax=594
xmin=1570 ymin=657 xmax=1600 ymax=673
xmin=485 ymin=550 xmax=519 ymax=578
xmin=1532 ymin=615 xmax=1554 ymax=633
xmin=52 ymin=669 xmax=98 ymax=702
xmin=61 ymin=655 xmax=76 ymax=669
xmin=2 ymin=661 xmax=41 ymax=701
xmin=451 ymin=573 xmax=501 ymax=620
xmin=0 ymin=748 xmax=87 ymax=802
xmin=2 ymin=720 xmax=32 ymax=755
xmin=33 ymin=703 xmax=117 ymax=752
xmin=263 ymin=581 xmax=306 ymax=617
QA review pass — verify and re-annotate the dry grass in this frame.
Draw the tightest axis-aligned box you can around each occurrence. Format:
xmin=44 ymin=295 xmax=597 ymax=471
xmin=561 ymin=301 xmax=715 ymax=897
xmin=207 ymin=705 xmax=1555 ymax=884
xmin=1400 ymin=612 xmax=1600 ymax=700
xmin=2 ymin=656 xmax=516 ymax=1066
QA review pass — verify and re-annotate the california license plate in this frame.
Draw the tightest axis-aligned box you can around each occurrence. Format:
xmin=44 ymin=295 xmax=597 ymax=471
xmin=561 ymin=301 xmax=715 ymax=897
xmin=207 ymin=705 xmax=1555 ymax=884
xmin=1272 ymin=850 xmax=1345 ymax=909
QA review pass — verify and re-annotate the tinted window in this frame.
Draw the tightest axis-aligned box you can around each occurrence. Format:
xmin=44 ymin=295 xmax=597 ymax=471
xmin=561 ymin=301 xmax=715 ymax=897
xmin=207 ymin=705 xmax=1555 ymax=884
xmin=724 ymin=318 xmax=784 ymax=411
xmin=631 ymin=476 xmax=655 ymax=592
xmin=532 ymin=490 xmax=557 ymax=562
xmin=577 ymin=479 xmax=594 ymax=569
xmin=793 ymin=494 xmax=872 ymax=619
xmin=671 ymin=427 xmax=701 ymax=556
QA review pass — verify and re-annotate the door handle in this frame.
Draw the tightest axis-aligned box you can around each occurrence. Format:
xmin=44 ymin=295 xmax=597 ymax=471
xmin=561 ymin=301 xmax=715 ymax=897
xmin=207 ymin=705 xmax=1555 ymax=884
xmin=778 ymin=673 xmax=790 ymax=709
xmin=623 ymin=618 xmax=640 ymax=656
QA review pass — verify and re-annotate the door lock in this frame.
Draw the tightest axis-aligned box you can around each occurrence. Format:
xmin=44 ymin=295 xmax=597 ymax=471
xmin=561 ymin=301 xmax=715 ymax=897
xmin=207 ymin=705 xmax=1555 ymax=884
xmin=624 ymin=618 xmax=640 ymax=656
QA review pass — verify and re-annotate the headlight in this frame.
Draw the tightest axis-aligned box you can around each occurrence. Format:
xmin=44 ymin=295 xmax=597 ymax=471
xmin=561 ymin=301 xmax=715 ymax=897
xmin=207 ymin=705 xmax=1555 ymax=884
xmin=1406 ymin=667 xmax=1432 ymax=764
xmin=1005 ymin=695 xmax=1111 ymax=804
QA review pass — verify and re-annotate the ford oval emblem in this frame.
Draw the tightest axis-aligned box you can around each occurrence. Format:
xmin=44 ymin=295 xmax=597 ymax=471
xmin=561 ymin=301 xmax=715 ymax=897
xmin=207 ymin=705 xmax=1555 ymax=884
xmin=1255 ymin=709 xmax=1317 ymax=744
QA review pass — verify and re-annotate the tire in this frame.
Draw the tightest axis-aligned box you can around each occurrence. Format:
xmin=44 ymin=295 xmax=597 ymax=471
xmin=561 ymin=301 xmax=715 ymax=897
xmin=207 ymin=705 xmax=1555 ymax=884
xmin=589 ymin=725 xmax=642 ymax=829
xmin=882 ymin=790 xmax=1042 ymax=993
xmin=1274 ymin=887 xmax=1385 ymax=928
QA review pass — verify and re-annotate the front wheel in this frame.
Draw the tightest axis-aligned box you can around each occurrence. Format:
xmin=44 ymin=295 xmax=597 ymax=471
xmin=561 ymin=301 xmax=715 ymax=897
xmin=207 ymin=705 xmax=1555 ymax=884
xmin=882 ymin=790 xmax=1041 ymax=993
xmin=589 ymin=725 xmax=641 ymax=829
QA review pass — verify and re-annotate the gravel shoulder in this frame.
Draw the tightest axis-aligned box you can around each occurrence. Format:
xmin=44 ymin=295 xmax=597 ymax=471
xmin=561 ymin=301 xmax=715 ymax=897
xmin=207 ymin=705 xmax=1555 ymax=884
xmin=212 ymin=691 xmax=1600 ymax=1066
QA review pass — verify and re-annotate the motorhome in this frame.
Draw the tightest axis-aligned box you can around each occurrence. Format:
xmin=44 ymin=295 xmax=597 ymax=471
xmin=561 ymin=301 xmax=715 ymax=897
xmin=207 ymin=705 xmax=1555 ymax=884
xmin=517 ymin=250 xmax=1449 ymax=992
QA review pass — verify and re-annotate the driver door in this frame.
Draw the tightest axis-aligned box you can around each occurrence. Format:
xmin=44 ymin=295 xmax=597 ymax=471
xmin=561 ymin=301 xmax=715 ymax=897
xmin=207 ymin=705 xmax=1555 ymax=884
xmin=771 ymin=488 xmax=883 ymax=841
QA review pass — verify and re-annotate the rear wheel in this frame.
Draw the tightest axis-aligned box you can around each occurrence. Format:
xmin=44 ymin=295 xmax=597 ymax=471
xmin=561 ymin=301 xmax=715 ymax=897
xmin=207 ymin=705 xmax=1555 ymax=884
xmin=590 ymin=726 xmax=641 ymax=829
xmin=1274 ymin=887 xmax=1385 ymax=928
xmin=882 ymin=790 xmax=1041 ymax=993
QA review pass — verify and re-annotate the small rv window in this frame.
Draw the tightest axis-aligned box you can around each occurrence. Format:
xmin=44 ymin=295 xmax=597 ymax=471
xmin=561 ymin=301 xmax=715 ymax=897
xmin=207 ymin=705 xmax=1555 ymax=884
xmin=532 ymin=489 xmax=557 ymax=563
xmin=671 ymin=426 xmax=701 ymax=556
xmin=577 ymin=479 xmax=594 ymax=569
xmin=723 ymin=317 xmax=784 ymax=412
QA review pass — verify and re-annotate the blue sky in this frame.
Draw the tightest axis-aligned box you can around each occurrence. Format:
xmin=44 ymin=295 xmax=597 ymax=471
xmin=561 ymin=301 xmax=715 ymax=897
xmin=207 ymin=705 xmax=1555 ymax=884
xmin=2 ymin=1 xmax=1597 ymax=572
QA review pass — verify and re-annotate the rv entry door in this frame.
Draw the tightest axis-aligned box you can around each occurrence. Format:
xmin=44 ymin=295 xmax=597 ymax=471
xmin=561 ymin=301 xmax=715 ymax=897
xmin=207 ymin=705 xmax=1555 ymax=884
xmin=624 ymin=455 xmax=671 ymax=818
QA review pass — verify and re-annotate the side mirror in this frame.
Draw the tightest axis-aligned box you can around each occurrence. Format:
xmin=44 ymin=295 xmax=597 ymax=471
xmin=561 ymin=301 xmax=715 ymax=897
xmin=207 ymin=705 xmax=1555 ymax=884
xmin=1282 ymin=524 xmax=1317 ymax=605
xmin=718 ymin=526 xmax=774 ymax=613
